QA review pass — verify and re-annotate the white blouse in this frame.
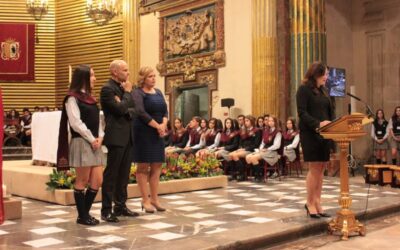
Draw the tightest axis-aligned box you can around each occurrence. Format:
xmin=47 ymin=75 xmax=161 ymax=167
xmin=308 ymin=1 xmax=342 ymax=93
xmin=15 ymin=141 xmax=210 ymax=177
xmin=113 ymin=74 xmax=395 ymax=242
xmin=65 ymin=96 xmax=104 ymax=143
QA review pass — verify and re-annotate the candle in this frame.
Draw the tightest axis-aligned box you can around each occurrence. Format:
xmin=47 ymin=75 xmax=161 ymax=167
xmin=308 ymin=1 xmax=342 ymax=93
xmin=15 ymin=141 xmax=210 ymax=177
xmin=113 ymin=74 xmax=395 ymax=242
xmin=68 ymin=65 xmax=72 ymax=84
xmin=2 ymin=184 xmax=7 ymax=198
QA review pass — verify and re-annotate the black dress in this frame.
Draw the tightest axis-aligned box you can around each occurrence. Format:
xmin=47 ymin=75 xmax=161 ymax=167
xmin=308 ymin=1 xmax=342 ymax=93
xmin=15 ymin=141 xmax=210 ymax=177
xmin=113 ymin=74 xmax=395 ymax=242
xmin=296 ymin=84 xmax=335 ymax=162
xmin=132 ymin=88 xmax=168 ymax=163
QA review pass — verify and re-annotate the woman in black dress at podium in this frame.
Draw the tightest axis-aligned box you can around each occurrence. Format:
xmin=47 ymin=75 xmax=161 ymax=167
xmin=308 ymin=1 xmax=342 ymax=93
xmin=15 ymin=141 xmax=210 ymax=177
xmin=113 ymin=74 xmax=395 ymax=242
xmin=296 ymin=62 xmax=335 ymax=219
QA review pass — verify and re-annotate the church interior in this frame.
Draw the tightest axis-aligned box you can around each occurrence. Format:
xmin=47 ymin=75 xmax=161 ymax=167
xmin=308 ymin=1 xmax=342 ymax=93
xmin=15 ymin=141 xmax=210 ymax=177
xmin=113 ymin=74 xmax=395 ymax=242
xmin=0 ymin=0 xmax=399 ymax=249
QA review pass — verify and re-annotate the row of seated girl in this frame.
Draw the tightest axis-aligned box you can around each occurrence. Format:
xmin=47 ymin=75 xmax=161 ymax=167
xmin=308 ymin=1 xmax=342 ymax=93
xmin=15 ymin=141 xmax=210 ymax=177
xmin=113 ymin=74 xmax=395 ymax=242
xmin=164 ymin=114 xmax=300 ymax=181
xmin=370 ymin=106 xmax=400 ymax=165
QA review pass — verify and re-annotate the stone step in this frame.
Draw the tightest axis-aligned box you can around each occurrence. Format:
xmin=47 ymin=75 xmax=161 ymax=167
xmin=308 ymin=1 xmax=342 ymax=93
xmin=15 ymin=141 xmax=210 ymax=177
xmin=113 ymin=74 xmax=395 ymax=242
xmin=3 ymin=153 xmax=32 ymax=161
xmin=2 ymin=146 xmax=32 ymax=155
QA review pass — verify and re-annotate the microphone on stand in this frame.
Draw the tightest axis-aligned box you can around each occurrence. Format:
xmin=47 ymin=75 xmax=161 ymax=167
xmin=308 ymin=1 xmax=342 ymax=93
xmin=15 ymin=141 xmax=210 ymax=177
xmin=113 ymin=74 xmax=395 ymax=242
xmin=346 ymin=92 xmax=374 ymax=119
xmin=346 ymin=92 xmax=361 ymax=101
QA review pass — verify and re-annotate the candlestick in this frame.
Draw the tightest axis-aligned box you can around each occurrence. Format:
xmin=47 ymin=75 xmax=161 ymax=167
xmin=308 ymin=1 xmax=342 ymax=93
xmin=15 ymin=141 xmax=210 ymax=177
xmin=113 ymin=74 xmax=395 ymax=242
xmin=68 ymin=65 xmax=72 ymax=84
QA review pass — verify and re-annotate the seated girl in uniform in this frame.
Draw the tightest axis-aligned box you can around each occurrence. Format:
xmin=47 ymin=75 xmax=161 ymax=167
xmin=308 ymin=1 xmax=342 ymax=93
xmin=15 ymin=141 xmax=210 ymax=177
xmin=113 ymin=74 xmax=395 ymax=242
xmin=246 ymin=115 xmax=282 ymax=181
xmin=180 ymin=116 xmax=204 ymax=155
xmin=196 ymin=118 xmax=223 ymax=157
xmin=165 ymin=118 xmax=189 ymax=156
xmin=214 ymin=118 xmax=240 ymax=175
xmin=282 ymin=117 xmax=300 ymax=163
xmin=229 ymin=115 xmax=262 ymax=181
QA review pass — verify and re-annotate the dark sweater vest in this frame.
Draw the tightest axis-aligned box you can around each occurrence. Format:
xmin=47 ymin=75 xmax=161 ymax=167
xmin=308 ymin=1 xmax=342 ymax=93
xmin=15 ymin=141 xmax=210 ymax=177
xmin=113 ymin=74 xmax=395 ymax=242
xmin=373 ymin=120 xmax=388 ymax=139
xmin=171 ymin=129 xmax=188 ymax=147
xmin=283 ymin=130 xmax=298 ymax=147
xmin=189 ymin=128 xmax=201 ymax=146
xmin=392 ymin=118 xmax=400 ymax=136
xmin=262 ymin=128 xmax=279 ymax=149
xmin=70 ymin=99 xmax=99 ymax=138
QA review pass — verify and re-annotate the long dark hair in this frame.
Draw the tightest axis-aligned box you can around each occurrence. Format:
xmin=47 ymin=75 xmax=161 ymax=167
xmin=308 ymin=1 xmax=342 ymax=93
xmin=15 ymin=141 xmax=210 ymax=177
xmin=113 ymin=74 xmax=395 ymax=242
xmin=286 ymin=117 xmax=298 ymax=132
xmin=392 ymin=106 xmax=400 ymax=121
xmin=223 ymin=118 xmax=234 ymax=133
xmin=69 ymin=65 xmax=91 ymax=94
xmin=375 ymin=109 xmax=386 ymax=121
xmin=303 ymin=61 xmax=335 ymax=109
xmin=173 ymin=118 xmax=184 ymax=133
xmin=215 ymin=119 xmax=223 ymax=131
xmin=200 ymin=118 xmax=208 ymax=129
xmin=256 ymin=116 xmax=264 ymax=128
xmin=302 ymin=61 xmax=328 ymax=89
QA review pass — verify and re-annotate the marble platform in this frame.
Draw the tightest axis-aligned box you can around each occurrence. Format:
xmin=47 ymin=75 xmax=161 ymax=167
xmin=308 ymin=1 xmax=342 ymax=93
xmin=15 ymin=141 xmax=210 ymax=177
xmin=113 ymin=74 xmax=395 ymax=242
xmin=3 ymin=160 xmax=227 ymax=205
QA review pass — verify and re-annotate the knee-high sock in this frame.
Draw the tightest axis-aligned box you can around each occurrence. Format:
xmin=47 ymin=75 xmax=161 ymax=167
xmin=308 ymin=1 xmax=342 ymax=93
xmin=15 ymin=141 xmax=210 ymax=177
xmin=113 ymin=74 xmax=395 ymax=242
xmin=74 ymin=189 xmax=88 ymax=219
xmin=236 ymin=161 xmax=245 ymax=176
xmin=85 ymin=188 xmax=98 ymax=215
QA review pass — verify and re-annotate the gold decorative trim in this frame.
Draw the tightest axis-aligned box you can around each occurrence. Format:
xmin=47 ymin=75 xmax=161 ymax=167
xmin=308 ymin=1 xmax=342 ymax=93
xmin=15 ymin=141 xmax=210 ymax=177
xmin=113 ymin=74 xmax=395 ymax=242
xmin=157 ymin=0 xmax=225 ymax=77
xmin=158 ymin=54 xmax=220 ymax=81
xmin=123 ymin=0 xmax=140 ymax=83
xmin=368 ymin=169 xmax=379 ymax=179
xmin=348 ymin=122 xmax=362 ymax=131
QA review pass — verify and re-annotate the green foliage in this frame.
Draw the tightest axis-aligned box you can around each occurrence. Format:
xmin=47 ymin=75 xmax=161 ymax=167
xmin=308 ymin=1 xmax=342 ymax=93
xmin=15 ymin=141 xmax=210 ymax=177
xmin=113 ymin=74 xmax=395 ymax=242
xmin=45 ymin=168 xmax=76 ymax=191
xmin=46 ymin=153 xmax=223 ymax=190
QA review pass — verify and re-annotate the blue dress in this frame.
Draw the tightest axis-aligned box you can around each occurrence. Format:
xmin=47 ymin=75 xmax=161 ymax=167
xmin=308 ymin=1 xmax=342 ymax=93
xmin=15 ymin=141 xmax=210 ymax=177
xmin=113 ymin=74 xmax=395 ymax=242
xmin=132 ymin=88 xmax=168 ymax=163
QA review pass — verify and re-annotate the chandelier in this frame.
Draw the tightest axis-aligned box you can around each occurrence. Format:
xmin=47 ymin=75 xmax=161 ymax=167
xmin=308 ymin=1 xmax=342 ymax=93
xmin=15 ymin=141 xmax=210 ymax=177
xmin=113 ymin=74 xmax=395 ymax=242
xmin=26 ymin=0 xmax=48 ymax=20
xmin=86 ymin=0 xmax=119 ymax=25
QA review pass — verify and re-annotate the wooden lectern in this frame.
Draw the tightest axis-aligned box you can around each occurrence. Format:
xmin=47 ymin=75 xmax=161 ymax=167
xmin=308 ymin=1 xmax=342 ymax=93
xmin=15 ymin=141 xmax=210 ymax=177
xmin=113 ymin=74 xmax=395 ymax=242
xmin=318 ymin=113 xmax=371 ymax=240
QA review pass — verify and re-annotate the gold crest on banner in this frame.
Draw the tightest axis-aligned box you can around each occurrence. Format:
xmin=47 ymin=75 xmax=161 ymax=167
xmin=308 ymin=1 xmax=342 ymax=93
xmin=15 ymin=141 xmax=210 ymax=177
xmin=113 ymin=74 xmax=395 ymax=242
xmin=1 ymin=38 xmax=20 ymax=61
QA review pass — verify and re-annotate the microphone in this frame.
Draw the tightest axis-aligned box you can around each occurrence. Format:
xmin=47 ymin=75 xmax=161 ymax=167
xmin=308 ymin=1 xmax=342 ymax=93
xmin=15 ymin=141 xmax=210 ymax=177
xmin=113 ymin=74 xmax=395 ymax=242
xmin=346 ymin=92 xmax=374 ymax=118
xmin=346 ymin=92 xmax=361 ymax=101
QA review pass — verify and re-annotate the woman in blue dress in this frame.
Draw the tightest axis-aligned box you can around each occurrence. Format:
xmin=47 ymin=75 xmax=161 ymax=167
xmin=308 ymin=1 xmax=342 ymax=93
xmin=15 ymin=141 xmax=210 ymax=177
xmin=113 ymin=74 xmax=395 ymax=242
xmin=132 ymin=67 xmax=168 ymax=213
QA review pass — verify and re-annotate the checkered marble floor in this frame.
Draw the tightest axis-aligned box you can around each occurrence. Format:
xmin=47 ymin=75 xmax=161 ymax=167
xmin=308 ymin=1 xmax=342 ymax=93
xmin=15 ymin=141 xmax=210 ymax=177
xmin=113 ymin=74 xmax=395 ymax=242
xmin=1 ymin=176 xmax=400 ymax=249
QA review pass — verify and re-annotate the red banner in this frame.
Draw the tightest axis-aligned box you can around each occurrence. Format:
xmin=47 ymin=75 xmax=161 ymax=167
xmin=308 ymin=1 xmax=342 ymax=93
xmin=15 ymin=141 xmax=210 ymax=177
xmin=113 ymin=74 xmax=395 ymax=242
xmin=0 ymin=88 xmax=4 ymax=224
xmin=0 ymin=23 xmax=35 ymax=81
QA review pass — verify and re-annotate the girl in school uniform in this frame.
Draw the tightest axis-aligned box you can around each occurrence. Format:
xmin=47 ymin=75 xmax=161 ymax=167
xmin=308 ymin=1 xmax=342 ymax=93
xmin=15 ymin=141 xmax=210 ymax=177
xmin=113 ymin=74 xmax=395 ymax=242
xmin=389 ymin=106 xmax=400 ymax=165
xmin=371 ymin=109 xmax=389 ymax=164
xmin=215 ymin=118 xmax=240 ymax=160
xmin=57 ymin=65 xmax=105 ymax=226
xmin=246 ymin=116 xmax=282 ymax=181
xmin=229 ymin=115 xmax=262 ymax=181
xmin=181 ymin=116 xmax=204 ymax=155
xmin=196 ymin=118 xmax=223 ymax=157
xmin=282 ymin=118 xmax=300 ymax=163
xmin=165 ymin=118 xmax=189 ymax=155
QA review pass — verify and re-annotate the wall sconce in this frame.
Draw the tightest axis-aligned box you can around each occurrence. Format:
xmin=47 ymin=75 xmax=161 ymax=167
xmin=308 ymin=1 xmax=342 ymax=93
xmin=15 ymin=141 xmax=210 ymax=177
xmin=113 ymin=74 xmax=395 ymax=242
xmin=86 ymin=0 xmax=119 ymax=25
xmin=26 ymin=0 xmax=48 ymax=20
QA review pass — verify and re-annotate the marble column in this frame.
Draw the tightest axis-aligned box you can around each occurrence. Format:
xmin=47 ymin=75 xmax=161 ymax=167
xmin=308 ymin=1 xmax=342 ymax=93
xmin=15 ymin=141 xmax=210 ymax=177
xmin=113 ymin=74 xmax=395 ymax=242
xmin=277 ymin=0 xmax=291 ymax=122
xmin=252 ymin=0 xmax=279 ymax=117
xmin=123 ymin=0 xmax=140 ymax=83
xmin=290 ymin=0 xmax=326 ymax=115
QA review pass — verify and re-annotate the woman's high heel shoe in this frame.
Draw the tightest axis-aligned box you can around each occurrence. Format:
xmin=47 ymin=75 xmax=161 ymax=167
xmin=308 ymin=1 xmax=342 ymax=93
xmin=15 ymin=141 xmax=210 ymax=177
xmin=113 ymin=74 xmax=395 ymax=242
xmin=304 ymin=204 xmax=320 ymax=219
xmin=150 ymin=202 xmax=166 ymax=212
xmin=318 ymin=212 xmax=331 ymax=218
xmin=141 ymin=203 xmax=155 ymax=213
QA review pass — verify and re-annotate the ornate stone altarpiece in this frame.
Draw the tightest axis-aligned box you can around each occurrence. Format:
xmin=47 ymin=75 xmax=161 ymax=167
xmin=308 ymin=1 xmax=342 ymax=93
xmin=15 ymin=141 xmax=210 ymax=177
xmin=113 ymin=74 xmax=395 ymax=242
xmin=155 ymin=0 xmax=225 ymax=119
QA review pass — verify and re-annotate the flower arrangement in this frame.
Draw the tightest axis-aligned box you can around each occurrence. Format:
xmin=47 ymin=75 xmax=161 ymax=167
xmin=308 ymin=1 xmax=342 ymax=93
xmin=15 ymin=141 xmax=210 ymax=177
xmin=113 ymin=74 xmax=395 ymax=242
xmin=46 ymin=168 xmax=76 ymax=191
xmin=46 ymin=153 xmax=223 ymax=189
